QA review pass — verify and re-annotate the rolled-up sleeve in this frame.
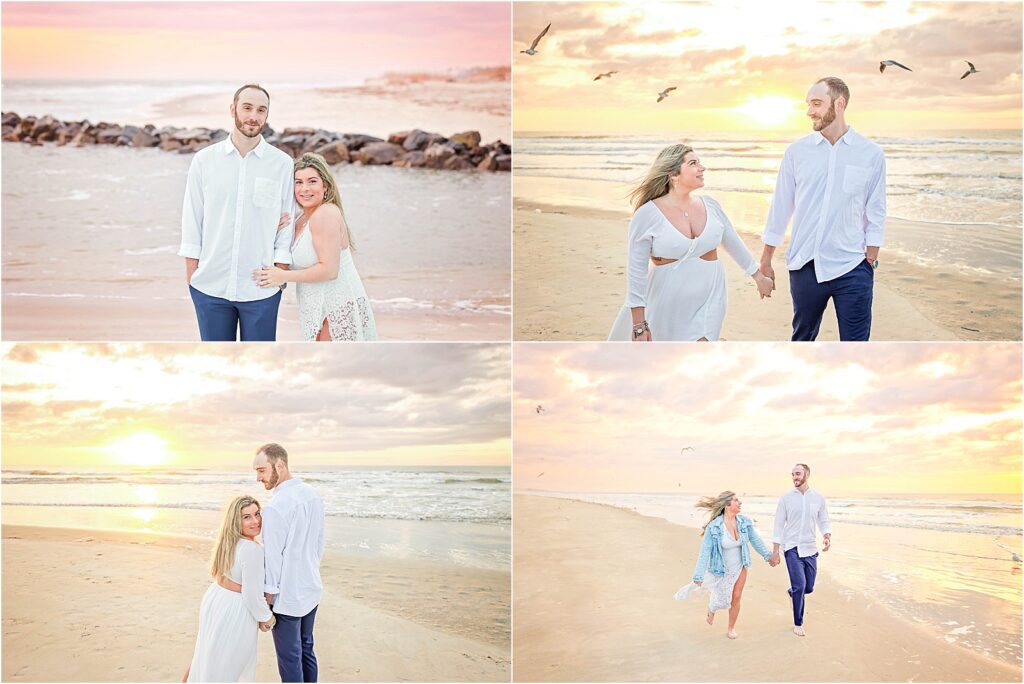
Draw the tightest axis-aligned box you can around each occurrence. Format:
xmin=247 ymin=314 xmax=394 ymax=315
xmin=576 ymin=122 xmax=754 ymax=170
xmin=864 ymin=153 xmax=886 ymax=247
xmin=624 ymin=212 xmax=653 ymax=308
xmin=178 ymin=155 xmax=204 ymax=259
xmin=262 ymin=506 xmax=286 ymax=597
xmin=273 ymin=164 xmax=295 ymax=264
xmin=772 ymin=497 xmax=787 ymax=545
xmin=239 ymin=541 xmax=273 ymax=622
xmin=763 ymin=147 xmax=795 ymax=247
xmin=817 ymin=497 xmax=832 ymax=536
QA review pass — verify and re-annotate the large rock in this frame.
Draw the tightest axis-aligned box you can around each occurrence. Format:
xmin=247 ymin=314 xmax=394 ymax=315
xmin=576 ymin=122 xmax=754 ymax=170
xmin=495 ymin=154 xmax=512 ymax=172
xmin=352 ymin=141 xmax=405 ymax=165
xmin=1 ymin=112 xmax=20 ymax=127
xmin=96 ymin=127 xmax=126 ymax=144
xmin=281 ymin=127 xmax=316 ymax=137
xmin=388 ymin=131 xmax=410 ymax=145
xmin=300 ymin=131 xmax=335 ymax=155
xmin=443 ymin=155 xmax=475 ymax=171
xmin=402 ymin=129 xmax=445 ymax=151
xmin=477 ymin=152 xmax=499 ymax=172
xmin=423 ymin=142 xmax=456 ymax=168
xmin=132 ymin=130 xmax=160 ymax=147
xmin=171 ymin=128 xmax=211 ymax=142
xmin=29 ymin=115 xmax=60 ymax=139
xmin=449 ymin=130 xmax=482 ymax=149
xmin=340 ymin=133 xmax=384 ymax=151
xmin=159 ymin=138 xmax=184 ymax=152
xmin=314 ymin=141 xmax=350 ymax=165
xmin=73 ymin=129 xmax=97 ymax=146
xmin=394 ymin=150 xmax=427 ymax=168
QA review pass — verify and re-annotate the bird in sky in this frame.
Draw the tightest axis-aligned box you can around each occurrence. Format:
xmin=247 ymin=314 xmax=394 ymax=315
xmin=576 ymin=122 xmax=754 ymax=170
xmin=536 ymin=405 xmax=545 ymax=414
xmin=521 ymin=23 xmax=551 ymax=56
xmin=594 ymin=71 xmax=619 ymax=81
xmin=879 ymin=59 xmax=913 ymax=73
xmin=537 ymin=472 xmax=545 ymax=478
xmin=960 ymin=61 xmax=979 ymax=80
xmin=680 ymin=446 xmax=694 ymax=454
xmin=657 ymin=87 xmax=677 ymax=103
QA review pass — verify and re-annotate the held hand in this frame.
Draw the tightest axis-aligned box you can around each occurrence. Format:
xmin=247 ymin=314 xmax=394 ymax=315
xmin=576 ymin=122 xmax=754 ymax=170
xmin=754 ymin=272 xmax=774 ymax=299
xmin=693 ymin=580 xmax=702 ymax=586
xmin=823 ymin=536 xmax=831 ymax=552
xmin=632 ymin=329 xmax=652 ymax=342
xmin=770 ymin=553 xmax=780 ymax=567
xmin=759 ymin=261 xmax=775 ymax=283
xmin=264 ymin=592 xmax=274 ymax=605
xmin=254 ymin=267 xmax=287 ymax=288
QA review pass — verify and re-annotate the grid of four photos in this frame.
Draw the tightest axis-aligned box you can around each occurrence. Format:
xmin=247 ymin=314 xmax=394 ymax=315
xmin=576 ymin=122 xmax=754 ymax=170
xmin=1 ymin=1 xmax=1021 ymax=683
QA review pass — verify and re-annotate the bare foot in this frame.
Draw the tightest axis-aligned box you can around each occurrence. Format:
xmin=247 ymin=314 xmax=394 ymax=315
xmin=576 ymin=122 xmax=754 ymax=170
xmin=727 ymin=629 xmax=738 ymax=639
xmin=793 ymin=625 xmax=805 ymax=637
xmin=706 ymin=611 xmax=715 ymax=625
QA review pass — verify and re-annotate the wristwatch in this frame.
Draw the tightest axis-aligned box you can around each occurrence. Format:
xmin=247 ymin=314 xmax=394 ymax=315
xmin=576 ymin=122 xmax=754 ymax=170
xmin=632 ymin=320 xmax=649 ymax=338
xmin=867 ymin=258 xmax=879 ymax=269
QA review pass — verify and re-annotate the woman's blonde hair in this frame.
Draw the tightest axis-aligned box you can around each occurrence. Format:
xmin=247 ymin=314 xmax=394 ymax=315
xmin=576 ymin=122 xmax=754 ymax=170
xmin=210 ymin=495 xmax=261 ymax=580
xmin=695 ymin=490 xmax=736 ymax=536
xmin=628 ymin=143 xmax=694 ymax=213
xmin=294 ymin=152 xmax=355 ymax=250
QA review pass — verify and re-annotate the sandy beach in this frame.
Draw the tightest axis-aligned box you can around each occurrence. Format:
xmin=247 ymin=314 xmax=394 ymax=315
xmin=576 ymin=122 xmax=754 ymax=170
xmin=512 ymin=199 xmax=1020 ymax=341
xmin=512 ymin=495 xmax=1022 ymax=682
xmin=2 ymin=524 xmax=510 ymax=682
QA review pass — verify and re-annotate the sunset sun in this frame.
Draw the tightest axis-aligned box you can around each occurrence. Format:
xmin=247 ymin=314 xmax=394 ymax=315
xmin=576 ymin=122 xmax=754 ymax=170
xmin=732 ymin=96 xmax=798 ymax=127
xmin=107 ymin=433 xmax=169 ymax=468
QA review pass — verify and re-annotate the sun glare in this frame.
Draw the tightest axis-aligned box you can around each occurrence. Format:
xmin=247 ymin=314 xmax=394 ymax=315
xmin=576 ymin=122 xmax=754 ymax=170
xmin=733 ymin=96 xmax=797 ymax=127
xmin=108 ymin=433 xmax=169 ymax=468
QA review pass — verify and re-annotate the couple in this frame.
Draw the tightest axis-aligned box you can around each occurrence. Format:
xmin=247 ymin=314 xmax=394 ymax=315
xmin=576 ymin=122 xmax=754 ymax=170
xmin=681 ymin=464 xmax=830 ymax=639
xmin=179 ymin=84 xmax=377 ymax=342
xmin=184 ymin=444 xmax=325 ymax=682
xmin=610 ymin=76 xmax=885 ymax=342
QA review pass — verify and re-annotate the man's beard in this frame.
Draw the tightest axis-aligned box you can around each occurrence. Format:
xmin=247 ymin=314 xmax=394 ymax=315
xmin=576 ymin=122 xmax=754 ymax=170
xmin=235 ymin=113 xmax=262 ymax=139
xmin=265 ymin=468 xmax=280 ymax=490
xmin=812 ymin=101 xmax=836 ymax=131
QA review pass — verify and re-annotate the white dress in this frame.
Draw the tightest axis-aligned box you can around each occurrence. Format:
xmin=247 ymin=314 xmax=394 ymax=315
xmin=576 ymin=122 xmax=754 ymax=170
xmin=187 ymin=539 xmax=272 ymax=683
xmin=608 ymin=196 xmax=758 ymax=341
xmin=705 ymin=530 xmax=744 ymax=613
xmin=292 ymin=226 xmax=378 ymax=341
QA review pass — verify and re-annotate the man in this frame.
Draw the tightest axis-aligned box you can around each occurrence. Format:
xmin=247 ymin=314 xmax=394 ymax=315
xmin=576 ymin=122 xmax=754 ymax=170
xmin=255 ymin=443 xmax=325 ymax=682
xmin=179 ymin=84 xmax=295 ymax=341
xmin=760 ymin=77 xmax=886 ymax=341
xmin=770 ymin=463 xmax=831 ymax=637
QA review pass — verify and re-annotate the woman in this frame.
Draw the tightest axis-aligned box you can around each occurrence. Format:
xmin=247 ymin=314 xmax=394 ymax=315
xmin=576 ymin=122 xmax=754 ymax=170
xmin=690 ymin=491 xmax=772 ymax=639
xmin=184 ymin=496 xmax=274 ymax=682
xmin=608 ymin=144 xmax=774 ymax=341
xmin=255 ymin=153 xmax=378 ymax=341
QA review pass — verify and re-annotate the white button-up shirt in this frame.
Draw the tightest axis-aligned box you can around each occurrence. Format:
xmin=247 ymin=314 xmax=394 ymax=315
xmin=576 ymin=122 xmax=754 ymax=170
xmin=262 ymin=477 xmax=325 ymax=617
xmin=178 ymin=136 xmax=295 ymax=302
xmin=762 ymin=127 xmax=886 ymax=283
xmin=772 ymin=487 xmax=831 ymax=558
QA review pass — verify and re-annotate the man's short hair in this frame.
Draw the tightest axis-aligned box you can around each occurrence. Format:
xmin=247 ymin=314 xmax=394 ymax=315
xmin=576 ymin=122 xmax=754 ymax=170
xmin=815 ymin=77 xmax=849 ymax=106
xmin=257 ymin=443 xmax=288 ymax=467
xmin=233 ymin=83 xmax=270 ymax=107
xmin=796 ymin=463 xmax=811 ymax=475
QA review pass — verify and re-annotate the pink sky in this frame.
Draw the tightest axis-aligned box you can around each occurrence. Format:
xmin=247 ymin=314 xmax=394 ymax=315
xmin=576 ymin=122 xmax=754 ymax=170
xmin=2 ymin=2 xmax=510 ymax=82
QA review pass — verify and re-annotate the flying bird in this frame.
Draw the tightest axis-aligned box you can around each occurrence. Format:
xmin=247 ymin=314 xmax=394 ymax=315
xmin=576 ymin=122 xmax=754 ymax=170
xmin=960 ymin=61 xmax=979 ymax=80
xmin=657 ymin=87 xmax=677 ymax=103
xmin=536 ymin=405 xmax=545 ymax=414
xmin=537 ymin=472 xmax=545 ymax=478
xmin=594 ymin=71 xmax=619 ymax=81
xmin=521 ymin=23 xmax=551 ymax=56
xmin=680 ymin=446 xmax=694 ymax=453
xmin=879 ymin=60 xmax=912 ymax=73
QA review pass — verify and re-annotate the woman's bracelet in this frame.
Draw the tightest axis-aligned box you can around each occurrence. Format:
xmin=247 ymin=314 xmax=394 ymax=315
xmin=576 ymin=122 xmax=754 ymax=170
xmin=632 ymin=320 xmax=649 ymax=338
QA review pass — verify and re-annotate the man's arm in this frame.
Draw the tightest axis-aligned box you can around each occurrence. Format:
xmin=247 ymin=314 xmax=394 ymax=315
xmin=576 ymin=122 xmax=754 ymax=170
xmin=760 ymin=147 xmax=796 ymax=279
xmin=272 ymin=165 xmax=296 ymax=267
xmin=864 ymin=152 xmax=886 ymax=260
xmin=261 ymin=506 xmax=286 ymax=603
xmin=178 ymin=156 xmax=204 ymax=282
xmin=818 ymin=496 xmax=832 ymax=552
xmin=770 ymin=497 xmax=787 ymax=563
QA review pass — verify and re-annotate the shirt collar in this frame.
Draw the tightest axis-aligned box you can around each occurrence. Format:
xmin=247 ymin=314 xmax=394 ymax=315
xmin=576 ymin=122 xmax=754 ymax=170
xmin=223 ymin=134 xmax=267 ymax=157
xmin=814 ymin=126 xmax=856 ymax=146
xmin=272 ymin=476 xmax=302 ymax=495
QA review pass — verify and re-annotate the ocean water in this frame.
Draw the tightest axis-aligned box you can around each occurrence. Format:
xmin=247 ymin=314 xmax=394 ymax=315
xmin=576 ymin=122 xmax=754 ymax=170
xmin=2 ymin=467 xmax=511 ymax=570
xmin=528 ymin=490 xmax=1023 ymax=668
xmin=514 ymin=131 xmax=1022 ymax=279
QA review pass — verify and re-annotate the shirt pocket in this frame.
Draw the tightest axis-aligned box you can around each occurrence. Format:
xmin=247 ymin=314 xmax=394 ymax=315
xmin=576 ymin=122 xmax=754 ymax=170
xmin=842 ymin=164 xmax=871 ymax=195
xmin=253 ymin=177 xmax=280 ymax=209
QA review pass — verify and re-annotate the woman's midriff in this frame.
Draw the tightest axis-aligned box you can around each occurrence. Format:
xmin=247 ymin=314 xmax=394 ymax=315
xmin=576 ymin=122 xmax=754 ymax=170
xmin=651 ymin=248 xmax=718 ymax=266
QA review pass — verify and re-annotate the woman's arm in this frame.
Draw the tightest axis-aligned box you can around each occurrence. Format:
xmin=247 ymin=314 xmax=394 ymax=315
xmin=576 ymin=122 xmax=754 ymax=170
xmin=256 ymin=206 xmax=345 ymax=287
xmin=691 ymin=530 xmax=714 ymax=583
xmin=745 ymin=519 xmax=772 ymax=560
xmin=239 ymin=542 xmax=274 ymax=624
xmin=715 ymin=201 xmax=774 ymax=298
xmin=625 ymin=210 xmax=654 ymax=340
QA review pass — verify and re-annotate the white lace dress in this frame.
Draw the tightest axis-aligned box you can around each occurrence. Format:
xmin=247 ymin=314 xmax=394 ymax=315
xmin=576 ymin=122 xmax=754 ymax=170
xmin=291 ymin=227 xmax=378 ymax=341
xmin=187 ymin=539 xmax=271 ymax=682
xmin=705 ymin=531 xmax=744 ymax=613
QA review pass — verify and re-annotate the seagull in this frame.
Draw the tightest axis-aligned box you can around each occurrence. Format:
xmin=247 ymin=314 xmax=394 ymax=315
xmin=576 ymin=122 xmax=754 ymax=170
xmin=879 ymin=60 xmax=912 ymax=73
xmin=521 ymin=23 xmax=551 ymax=55
xmin=535 ymin=405 xmax=545 ymax=414
xmin=657 ymin=87 xmax=677 ymax=103
xmin=593 ymin=71 xmax=619 ymax=81
xmin=960 ymin=61 xmax=979 ymax=80
xmin=995 ymin=539 xmax=1022 ymax=563
xmin=537 ymin=472 xmax=545 ymax=478
xmin=680 ymin=446 xmax=694 ymax=453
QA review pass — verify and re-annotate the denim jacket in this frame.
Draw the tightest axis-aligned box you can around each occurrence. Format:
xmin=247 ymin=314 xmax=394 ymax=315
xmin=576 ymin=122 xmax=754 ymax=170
xmin=691 ymin=514 xmax=772 ymax=582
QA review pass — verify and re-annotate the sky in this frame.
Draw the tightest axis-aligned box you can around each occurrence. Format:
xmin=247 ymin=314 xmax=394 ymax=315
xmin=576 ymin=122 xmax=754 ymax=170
xmin=513 ymin=0 xmax=1023 ymax=132
xmin=1 ymin=1 xmax=510 ymax=82
xmin=1 ymin=343 xmax=511 ymax=469
xmin=513 ymin=343 xmax=1022 ymax=495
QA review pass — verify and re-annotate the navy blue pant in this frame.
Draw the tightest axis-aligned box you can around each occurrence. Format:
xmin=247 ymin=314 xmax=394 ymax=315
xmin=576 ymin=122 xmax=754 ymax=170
xmin=789 ymin=259 xmax=873 ymax=341
xmin=272 ymin=605 xmax=318 ymax=682
xmin=784 ymin=548 xmax=818 ymax=626
xmin=189 ymin=285 xmax=281 ymax=341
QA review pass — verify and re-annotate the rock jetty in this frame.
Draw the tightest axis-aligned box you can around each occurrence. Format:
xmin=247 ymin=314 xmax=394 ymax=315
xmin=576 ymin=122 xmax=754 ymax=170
xmin=0 ymin=112 xmax=511 ymax=172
